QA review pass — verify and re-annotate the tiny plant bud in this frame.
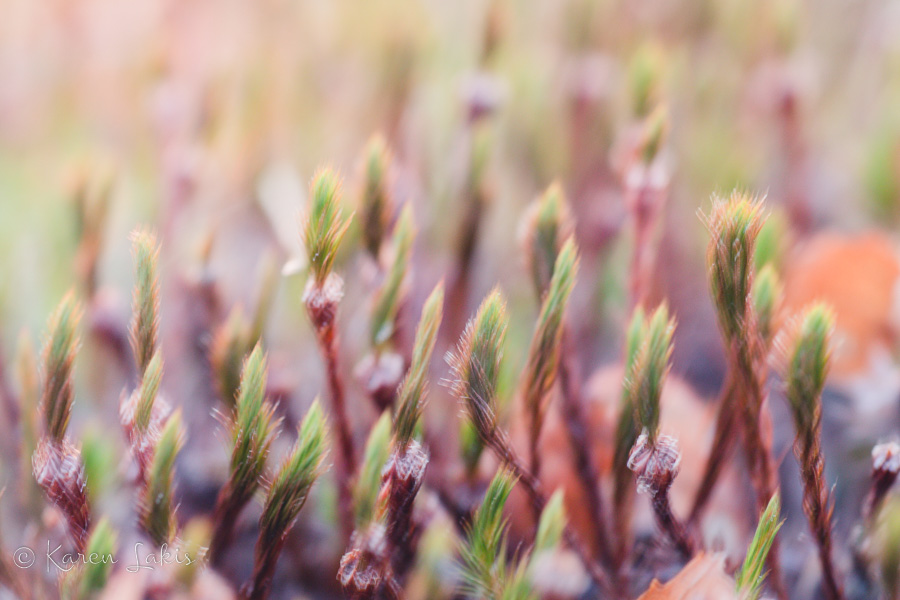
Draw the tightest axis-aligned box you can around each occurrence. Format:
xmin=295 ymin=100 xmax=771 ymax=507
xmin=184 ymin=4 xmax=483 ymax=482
xmin=394 ymin=282 xmax=444 ymax=449
xmin=209 ymin=344 xmax=279 ymax=564
xmin=703 ymin=192 xmax=766 ymax=344
xmin=370 ymin=205 xmax=414 ymax=348
xmin=521 ymin=183 xmax=574 ymax=299
xmin=628 ymin=304 xmax=675 ymax=446
xmin=736 ymin=493 xmax=783 ymax=600
xmin=533 ymin=489 xmax=567 ymax=554
xmin=359 ymin=134 xmax=393 ymax=259
xmin=302 ymin=168 xmax=352 ymax=286
xmin=354 ymin=411 xmax=393 ymax=527
xmin=752 ymin=265 xmax=783 ymax=347
xmin=140 ymin=410 xmax=185 ymax=546
xmin=129 ymin=229 xmax=160 ymax=377
xmin=41 ymin=292 xmax=82 ymax=442
xmin=448 ymin=289 xmax=508 ymax=446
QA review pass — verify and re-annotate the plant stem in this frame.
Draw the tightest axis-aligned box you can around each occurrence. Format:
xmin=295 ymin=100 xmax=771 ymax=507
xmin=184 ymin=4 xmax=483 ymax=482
xmin=650 ymin=468 xmax=694 ymax=559
xmin=732 ymin=341 xmax=788 ymax=600
xmin=317 ymin=323 xmax=356 ymax=539
xmin=688 ymin=373 xmax=738 ymax=525
xmin=557 ymin=325 xmax=613 ymax=566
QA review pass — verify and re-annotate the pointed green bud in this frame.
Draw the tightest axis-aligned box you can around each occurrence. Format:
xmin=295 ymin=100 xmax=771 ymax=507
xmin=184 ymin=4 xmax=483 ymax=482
xmin=394 ymin=283 xmax=444 ymax=448
xmin=230 ymin=343 xmax=277 ymax=499
xmin=360 ymin=134 xmax=393 ymax=258
xmin=522 ymin=183 xmax=574 ymax=299
xmin=533 ymin=489 xmax=567 ymax=554
xmin=354 ymin=411 xmax=393 ymax=527
xmin=260 ymin=400 xmax=328 ymax=537
xmin=77 ymin=518 xmax=118 ymax=598
xmin=627 ymin=304 xmax=675 ymax=445
xmin=449 ymin=289 xmax=509 ymax=443
xmin=130 ymin=229 xmax=160 ymax=376
xmin=736 ymin=493 xmax=783 ymax=600
xmin=42 ymin=292 xmax=82 ymax=441
xmin=210 ymin=306 xmax=252 ymax=408
xmin=461 ymin=468 xmax=518 ymax=598
xmin=752 ymin=265 xmax=783 ymax=347
xmin=781 ymin=303 xmax=834 ymax=437
xmin=703 ymin=191 xmax=767 ymax=343
xmin=141 ymin=411 xmax=185 ymax=546
xmin=371 ymin=204 xmax=415 ymax=346
xmin=302 ymin=168 xmax=352 ymax=285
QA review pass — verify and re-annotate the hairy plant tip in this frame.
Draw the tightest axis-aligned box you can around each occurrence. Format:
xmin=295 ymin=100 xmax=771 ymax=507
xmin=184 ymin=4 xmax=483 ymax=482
xmin=627 ymin=304 xmax=675 ymax=445
xmin=752 ymin=264 xmax=783 ymax=347
xmin=461 ymin=468 xmax=523 ymax=600
xmin=210 ymin=305 xmax=252 ymax=408
xmin=394 ymin=282 xmax=444 ymax=449
xmin=523 ymin=237 xmax=578 ymax=472
xmin=520 ymin=182 xmax=574 ymax=299
xmin=246 ymin=400 xmax=328 ymax=600
xmin=780 ymin=303 xmax=834 ymax=435
xmin=737 ymin=493 xmax=783 ymax=600
xmin=33 ymin=438 xmax=91 ymax=552
xmin=140 ymin=410 xmax=185 ymax=547
xmin=702 ymin=192 xmax=767 ymax=343
xmin=63 ymin=517 xmax=118 ymax=600
xmin=42 ymin=292 xmax=82 ymax=442
xmin=302 ymin=167 xmax=352 ymax=286
xmin=129 ymin=228 xmax=160 ymax=376
xmin=869 ymin=441 xmax=900 ymax=519
xmin=261 ymin=400 xmax=328 ymax=535
xmin=778 ymin=303 xmax=843 ymax=600
xmin=355 ymin=412 xmax=393 ymax=527
xmin=370 ymin=204 xmax=415 ymax=347
xmin=210 ymin=344 xmax=278 ymax=562
xmin=360 ymin=134 xmax=393 ymax=259
xmin=533 ymin=489 xmax=567 ymax=554
xmin=448 ymin=289 xmax=509 ymax=447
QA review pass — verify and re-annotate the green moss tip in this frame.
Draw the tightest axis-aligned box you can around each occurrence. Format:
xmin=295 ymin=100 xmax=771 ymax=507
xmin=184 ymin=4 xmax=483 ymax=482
xmin=302 ymin=168 xmax=352 ymax=285
xmin=394 ymin=282 xmax=444 ymax=447
xmin=354 ymin=411 xmax=393 ymax=526
xmin=42 ymin=292 xmax=82 ymax=441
